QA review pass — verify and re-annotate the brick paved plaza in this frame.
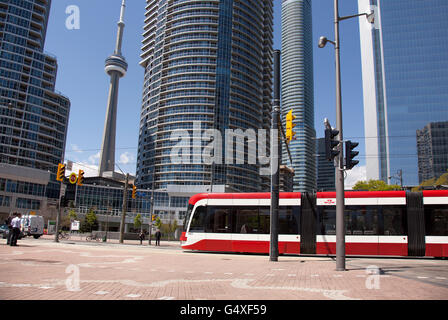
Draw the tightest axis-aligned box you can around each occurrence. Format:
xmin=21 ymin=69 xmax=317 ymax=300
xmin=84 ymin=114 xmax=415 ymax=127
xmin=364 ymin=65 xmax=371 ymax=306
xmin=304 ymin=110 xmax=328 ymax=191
xmin=0 ymin=237 xmax=447 ymax=301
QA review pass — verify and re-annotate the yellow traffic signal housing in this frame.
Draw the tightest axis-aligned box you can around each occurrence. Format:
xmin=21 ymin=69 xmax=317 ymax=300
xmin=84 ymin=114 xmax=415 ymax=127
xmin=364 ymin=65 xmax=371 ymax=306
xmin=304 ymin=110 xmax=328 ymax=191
xmin=152 ymin=214 xmax=156 ymax=221
xmin=132 ymin=185 xmax=137 ymax=199
xmin=56 ymin=163 xmax=66 ymax=182
xmin=77 ymin=170 xmax=84 ymax=186
xmin=286 ymin=109 xmax=296 ymax=144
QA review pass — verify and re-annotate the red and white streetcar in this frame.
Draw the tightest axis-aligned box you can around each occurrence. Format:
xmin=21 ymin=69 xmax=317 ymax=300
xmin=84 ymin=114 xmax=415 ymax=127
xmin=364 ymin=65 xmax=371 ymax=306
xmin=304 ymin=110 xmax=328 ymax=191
xmin=181 ymin=190 xmax=448 ymax=257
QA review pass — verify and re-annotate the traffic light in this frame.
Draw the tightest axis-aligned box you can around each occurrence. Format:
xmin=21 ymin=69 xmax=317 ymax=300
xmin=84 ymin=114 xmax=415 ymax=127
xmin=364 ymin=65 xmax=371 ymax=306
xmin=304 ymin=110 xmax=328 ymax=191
xmin=77 ymin=170 xmax=84 ymax=186
xmin=57 ymin=163 xmax=66 ymax=182
xmin=345 ymin=140 xmax=359 ymax=170
xmin=285 ymin=109 xmax=296 ymax=144
xmin=324 ymin=128 xmax=340 ymax=161
xmin=152 ymin=214 xmax=156 ymax=221
xmin=132 ymin=185 xmax=137 ymax=199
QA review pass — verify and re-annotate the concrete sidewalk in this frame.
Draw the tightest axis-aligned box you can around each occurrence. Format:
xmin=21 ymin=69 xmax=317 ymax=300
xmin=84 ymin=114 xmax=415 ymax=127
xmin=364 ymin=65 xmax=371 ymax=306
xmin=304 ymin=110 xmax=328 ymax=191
xmin=0 ymin=238 xmax=447 ymax=300
xmin=39 ymin=234 xmax=180 ymax=248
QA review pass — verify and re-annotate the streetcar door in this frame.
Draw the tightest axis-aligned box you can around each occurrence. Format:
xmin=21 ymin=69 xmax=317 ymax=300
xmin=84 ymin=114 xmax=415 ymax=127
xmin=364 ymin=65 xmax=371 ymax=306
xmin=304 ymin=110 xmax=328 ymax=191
xmin=300 ymin=193 xmax=316 ymax=254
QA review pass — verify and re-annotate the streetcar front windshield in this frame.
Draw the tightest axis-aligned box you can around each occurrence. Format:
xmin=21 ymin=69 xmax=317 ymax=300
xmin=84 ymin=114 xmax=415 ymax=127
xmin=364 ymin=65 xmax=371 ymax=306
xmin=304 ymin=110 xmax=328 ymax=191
xmin=183 ymin=204 xmax=194 ymax=231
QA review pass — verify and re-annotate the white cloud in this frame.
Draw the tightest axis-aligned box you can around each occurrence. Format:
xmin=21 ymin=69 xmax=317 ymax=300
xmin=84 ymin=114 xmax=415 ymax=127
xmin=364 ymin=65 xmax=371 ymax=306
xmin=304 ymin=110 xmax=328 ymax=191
xmin=88 ymin=152 xmax=101 ymax=165
xmin=345 ymin=165 xmax=367 ymax=190
xmin=118 ymin=152 xmax=134 ymax=165
xmin=71 ymin=144 xmax=83 ymax=153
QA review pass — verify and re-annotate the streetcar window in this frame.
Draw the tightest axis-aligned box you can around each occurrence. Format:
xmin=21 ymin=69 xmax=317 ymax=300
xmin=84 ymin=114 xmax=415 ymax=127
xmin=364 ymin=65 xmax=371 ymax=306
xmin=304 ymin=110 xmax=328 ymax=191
xmin=183 ymin=204 xmax=193 ymax=231
xmin=317 ymin=206 xmax=336 ymax=235
xmin=346 ymin=206 xmax=379 ymax=235
xmin=425 ymin=205 xmax=448 ymax=236
xmin=189 ymin=206 xmax=206 ymax=232
xmin=259 ymin=207 xmax=270 ymax=234
xmin=279 ymin=206 xmax=299 ymax=234
xmin=236 ymin=207 xmax=259 ymax=234
xmin=206 ymin=206 xmax=233 ymax=233
xmin=382 ymin=206 xmax=407 ymax=235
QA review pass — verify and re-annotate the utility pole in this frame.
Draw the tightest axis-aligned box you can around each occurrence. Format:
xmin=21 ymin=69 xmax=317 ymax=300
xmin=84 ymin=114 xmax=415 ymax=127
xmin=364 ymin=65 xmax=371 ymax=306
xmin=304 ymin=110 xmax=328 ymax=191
xmin=119 ymin=173 xmax=129 ymax=243
xmin=54 ymin=182 xmax=64 ymax=243
xmin=319 ymin=0 xmax=374 ymax=272
xmin=55 ymin=163 xmax=66 ymax=243
xmin=270 ymin=49 xmax=281 ymax=262
xmin=334 ymin=0 xmax=346 ymax=271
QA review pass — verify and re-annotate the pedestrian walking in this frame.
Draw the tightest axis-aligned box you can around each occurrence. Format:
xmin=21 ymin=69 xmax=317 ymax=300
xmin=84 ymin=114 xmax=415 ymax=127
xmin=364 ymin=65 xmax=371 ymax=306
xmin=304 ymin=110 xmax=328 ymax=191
xmin=10 ymin=213 xmax=22 ymax=246
xmin=139 ymin=230 xmax=145 ymax=245
xmin=5 ymin=213 xmax=15 ymax=245
xmin=155 ymin=229 xmax=161 ymax=246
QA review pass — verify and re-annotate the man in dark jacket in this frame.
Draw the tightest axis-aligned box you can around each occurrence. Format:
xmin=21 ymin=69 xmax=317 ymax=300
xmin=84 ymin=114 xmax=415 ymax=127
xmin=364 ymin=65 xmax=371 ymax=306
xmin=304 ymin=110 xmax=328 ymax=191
xmin=6 ymin=213 xmax=15 ymax=245
xmin=155 ymin=229 xmax=161 ymax=246
xmin=139 ymin=231 xmax=145 ymax=245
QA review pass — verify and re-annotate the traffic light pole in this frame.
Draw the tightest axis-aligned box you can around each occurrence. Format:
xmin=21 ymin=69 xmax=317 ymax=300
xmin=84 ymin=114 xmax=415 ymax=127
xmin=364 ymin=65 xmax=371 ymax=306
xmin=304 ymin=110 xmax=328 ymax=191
xmin=269 ymin=49 xmax=281 ymax=262
xmin=334 ymin=0 xmax=346 ymax=271
xmin=119 ymin=173 xmax=129 ymax=243
xmin=54 ymin=181 xmax=63 ymax=243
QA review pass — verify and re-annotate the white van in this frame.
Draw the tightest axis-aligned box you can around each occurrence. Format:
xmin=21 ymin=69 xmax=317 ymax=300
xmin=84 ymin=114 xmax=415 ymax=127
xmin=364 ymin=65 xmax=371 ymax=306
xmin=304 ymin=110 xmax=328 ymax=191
xmin=21 ymin=215 xmax=44 ymax=239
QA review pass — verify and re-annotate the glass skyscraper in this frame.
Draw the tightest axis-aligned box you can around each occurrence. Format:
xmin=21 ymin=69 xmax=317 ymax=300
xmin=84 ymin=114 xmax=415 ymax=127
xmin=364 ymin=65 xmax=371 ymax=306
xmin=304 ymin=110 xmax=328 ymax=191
xmin=136 ymin=0 xmax=273 ymax=192
xmin=359 ymin=0 xmax=448 ymax=186
xmin=281 ymin=0 xmax=316 ymax=192
xmin=0 ymin=0 xmax=70 ymax=198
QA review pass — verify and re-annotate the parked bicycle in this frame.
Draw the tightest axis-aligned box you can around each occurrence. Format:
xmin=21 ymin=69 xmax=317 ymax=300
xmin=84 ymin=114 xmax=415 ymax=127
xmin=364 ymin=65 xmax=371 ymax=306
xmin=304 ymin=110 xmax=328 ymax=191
xmin=58 ymin=232 xmax=70 ymax=240
xmin=86 ymin=233 xmax=101 ymax=242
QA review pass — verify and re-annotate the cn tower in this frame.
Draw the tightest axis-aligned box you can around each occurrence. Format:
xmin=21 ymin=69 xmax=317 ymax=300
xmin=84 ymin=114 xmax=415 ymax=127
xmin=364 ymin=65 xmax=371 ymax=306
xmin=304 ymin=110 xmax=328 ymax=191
xmin=98 ymin=0 xmax=128 ymax=177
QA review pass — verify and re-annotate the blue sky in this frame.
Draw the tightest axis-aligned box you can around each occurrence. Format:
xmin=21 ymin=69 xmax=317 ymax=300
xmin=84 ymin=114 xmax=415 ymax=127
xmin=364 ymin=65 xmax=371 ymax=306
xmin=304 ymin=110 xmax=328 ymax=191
xmin=45 ymin=0 xmax=367 ymax=185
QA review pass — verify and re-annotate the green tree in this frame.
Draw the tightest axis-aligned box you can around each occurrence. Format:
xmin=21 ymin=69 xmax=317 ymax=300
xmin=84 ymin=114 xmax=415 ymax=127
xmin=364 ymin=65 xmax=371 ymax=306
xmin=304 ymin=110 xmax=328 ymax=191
xmin=68 ymin=209 xmax=77 ymax=221
xmin=352 ymin=179 xmax=401 ymax=191
xmin=160 ymin=220 xmax=178 ymax=240
xmin=154 ymin=216 xmax=162 ymax=229
xmin=134 ymin=213 xmax=142 ymax=229
xmin=85 ymin=208 xmax=98 ymax=232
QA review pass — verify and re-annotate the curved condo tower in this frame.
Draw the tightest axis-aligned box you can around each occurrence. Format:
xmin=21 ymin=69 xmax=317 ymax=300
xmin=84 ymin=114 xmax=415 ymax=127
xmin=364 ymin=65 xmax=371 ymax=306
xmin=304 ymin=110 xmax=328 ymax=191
xmin=281 ymin=0 xmax=315 ymax=192
xmin=136 ymin=0 xmax=273 ymax=192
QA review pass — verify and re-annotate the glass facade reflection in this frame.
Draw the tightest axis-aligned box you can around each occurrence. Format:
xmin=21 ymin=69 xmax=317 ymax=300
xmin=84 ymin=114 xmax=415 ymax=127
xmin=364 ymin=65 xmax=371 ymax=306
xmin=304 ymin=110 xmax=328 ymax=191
xmin=417 ymin=121 xmax=448 ymax=183
xmin=359 ymin=0 xmax=448 ymax=186
xmin=137 ymin=0 xmax=273 ymax=192
xmin=0 ymin=0 xmax=70 ymax=198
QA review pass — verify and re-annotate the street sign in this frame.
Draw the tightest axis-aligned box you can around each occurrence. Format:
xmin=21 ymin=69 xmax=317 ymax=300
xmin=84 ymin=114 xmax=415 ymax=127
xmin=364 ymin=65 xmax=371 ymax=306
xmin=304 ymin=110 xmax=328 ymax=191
xmin=68 ymin=172 xmax=78 ymax=184
xmin=71 ymin=220 xmax=80 ymax=231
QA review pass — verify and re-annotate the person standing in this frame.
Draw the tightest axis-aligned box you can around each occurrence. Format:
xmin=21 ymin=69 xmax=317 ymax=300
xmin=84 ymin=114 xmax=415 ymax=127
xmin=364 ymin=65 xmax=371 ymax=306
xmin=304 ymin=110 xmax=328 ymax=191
xmin=5 ymin=213 xmax=15 ymax=245
xmin=155 ymin=229 xmax=161 ymax=246
xmin=139 ymin=230 xmax=145 ymax=245
xmin=10 ymin=213 xmax=22 ymax=246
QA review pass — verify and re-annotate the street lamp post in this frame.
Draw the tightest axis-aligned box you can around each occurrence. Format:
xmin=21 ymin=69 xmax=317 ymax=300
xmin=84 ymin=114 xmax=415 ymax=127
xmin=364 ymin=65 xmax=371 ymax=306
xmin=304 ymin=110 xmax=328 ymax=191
xmin=119 ymin=173 xmax=129 ymax=243
xmin=319 ymin=0 xmax=375 ymax=271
